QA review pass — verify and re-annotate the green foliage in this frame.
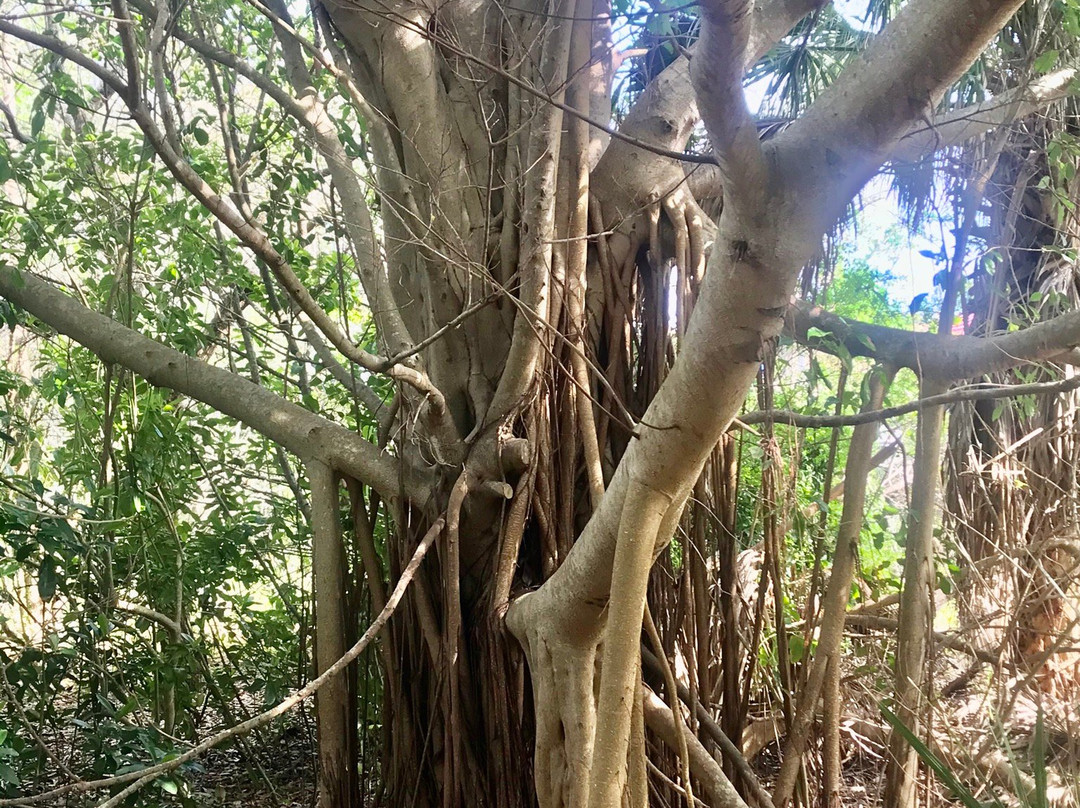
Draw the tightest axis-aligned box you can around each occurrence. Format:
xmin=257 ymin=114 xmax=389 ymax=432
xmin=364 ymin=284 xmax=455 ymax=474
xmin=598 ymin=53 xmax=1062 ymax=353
xmin=0 ymin=8 xmax=394 ymax=794
xmin=748 ymin=6 xmax=871 ymax=118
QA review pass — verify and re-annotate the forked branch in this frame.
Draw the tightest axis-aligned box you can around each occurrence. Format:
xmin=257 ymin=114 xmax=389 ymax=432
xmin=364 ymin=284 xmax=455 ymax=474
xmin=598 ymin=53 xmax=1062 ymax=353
xmin=787 ymin=299 xmax=1080 ymax=381
xmin=691 ymin=0 xmax=770 ymax=204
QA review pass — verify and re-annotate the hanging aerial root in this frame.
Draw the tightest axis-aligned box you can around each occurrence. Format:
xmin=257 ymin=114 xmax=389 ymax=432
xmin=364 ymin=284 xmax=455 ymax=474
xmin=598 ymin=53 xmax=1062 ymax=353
xmin=443 ymin=470 xmax=472 ymax=808
xmin=493 ymin=464 xmax=537 ymax=614
xmin=644 ymin=605 xmax=694 ymax=807
xmin=587 ymin=479 xmax=672 ymax=808
xmin=662 ymin=190 xmax=709 ymax=292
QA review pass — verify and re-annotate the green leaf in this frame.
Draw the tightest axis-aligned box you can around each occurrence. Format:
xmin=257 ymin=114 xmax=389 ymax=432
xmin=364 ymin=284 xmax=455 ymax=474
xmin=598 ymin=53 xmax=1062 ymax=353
xmin=30 ymin=108 xmax=45 ymax=138
xmin=192 ymin=127 xmax=209 ymax=146
xmin=788 ymin=634 xmax=806 ymax=664
xmin=880 ymin=703 xmax=985 ymax=808
xmin=937 ymin=573 xmax=952 ymax=595
xmin=1033 ymin=49 xmax=1059 ymax=73
xmin=37 ymin=555 xmax=57 ymax=600
xmin=806 ymin=326 xmax=829 ymax=340
xmin=115 ymin=695 xmax=140 ymax=719
xmin=0 ymin=762 xmax=17 ymax=787
xmin=160 ymin=779 xmax=179 ymax=795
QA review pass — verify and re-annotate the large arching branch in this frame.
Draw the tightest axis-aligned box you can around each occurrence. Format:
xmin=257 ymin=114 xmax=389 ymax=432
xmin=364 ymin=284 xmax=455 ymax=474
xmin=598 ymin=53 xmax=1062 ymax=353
xmin=776 ymin=0 xmax=1026 ymax=232
xmin=265 ymin=0 xmax=416 ymax=360
xmin=892 ymin=64 xmax=1080 ymax=163
xmin=0 ymin=268 xmax=417 ymax=502
xmin=787 ymin=299 xmax=1080 ymax=381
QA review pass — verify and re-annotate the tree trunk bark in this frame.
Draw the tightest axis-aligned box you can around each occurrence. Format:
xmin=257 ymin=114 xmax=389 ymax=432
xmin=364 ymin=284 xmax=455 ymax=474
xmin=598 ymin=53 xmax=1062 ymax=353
xmin=309 ymin=461 xmax=359 ymax=808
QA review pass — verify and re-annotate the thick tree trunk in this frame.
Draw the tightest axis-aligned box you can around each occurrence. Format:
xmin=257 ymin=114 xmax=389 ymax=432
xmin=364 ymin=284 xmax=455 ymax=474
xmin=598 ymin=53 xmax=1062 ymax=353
xmin=0 ymin=1 xmax=1045 ymax=806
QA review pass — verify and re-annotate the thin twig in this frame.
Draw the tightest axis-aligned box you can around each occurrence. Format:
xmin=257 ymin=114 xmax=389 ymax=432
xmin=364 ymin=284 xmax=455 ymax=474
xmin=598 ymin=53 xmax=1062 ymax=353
xmin=644 ymin=605 xmax=694 ymax=807
xmin=742 ymin=374 xmax=1080 ymax=428
xmin=0 ymin=99 xmax=30 ymax=144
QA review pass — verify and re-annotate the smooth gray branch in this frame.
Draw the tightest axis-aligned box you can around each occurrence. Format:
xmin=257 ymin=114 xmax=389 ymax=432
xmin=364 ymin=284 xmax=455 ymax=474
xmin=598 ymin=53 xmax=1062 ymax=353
xmin=0 ymin=267 xmax=411 ymax=501
xmin=787 ymin=300 xmax=1080 ymax=381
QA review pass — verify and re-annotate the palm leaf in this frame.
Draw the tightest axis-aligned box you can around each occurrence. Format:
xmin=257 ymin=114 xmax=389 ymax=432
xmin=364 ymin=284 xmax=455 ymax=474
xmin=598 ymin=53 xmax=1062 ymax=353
xmin=880 ymin=702 xmax=989 ymax=808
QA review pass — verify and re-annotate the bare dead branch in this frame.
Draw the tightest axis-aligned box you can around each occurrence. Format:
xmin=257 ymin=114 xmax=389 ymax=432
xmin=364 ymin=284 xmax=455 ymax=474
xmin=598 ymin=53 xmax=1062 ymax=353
xmin=744 ymin=375 xmax=1080 ymax=428
xmin=113 ymin=602 xmax=184 ymax=636
xmin=844 ymin=614 xmax=1001 ymax=665
xmin=0 ymin=99 xmax=30 ymax=144
xmin=643 ymin=689 xmax=751 ymax=808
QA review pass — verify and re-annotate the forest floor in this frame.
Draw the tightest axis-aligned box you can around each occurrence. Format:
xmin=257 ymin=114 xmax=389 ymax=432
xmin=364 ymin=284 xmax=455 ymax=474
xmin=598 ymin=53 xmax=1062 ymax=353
xmin=187 ymin=701 xmax=1077 ymax=808
xmin=182 ymin=680 xmax=1080 ymax=808
xmin=180 ymin=647 xmax=1080 ymax=808
xmin=195 ymin=734 xmax=892 ymax=808
xmin=186 ymin=719 xmax=316 ymax=807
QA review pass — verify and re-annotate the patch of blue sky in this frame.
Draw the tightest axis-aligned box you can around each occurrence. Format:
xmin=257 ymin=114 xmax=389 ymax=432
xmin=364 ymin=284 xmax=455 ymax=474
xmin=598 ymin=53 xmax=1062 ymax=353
xmin=833 ymin=0 xmax=877 ymax=30
xmin=847 ymin=176 xmax=952 ymax=310
xmin=614 ymin=0 xmax=953 ymax=311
